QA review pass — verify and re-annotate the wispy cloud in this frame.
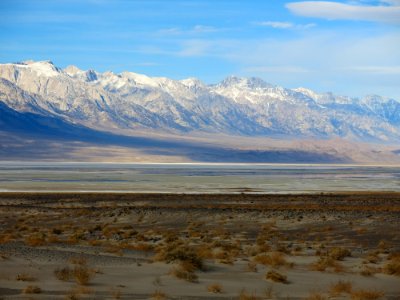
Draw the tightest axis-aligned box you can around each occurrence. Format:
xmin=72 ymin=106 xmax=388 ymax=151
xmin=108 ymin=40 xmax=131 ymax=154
xmin=256 ymin=21 xmax=293 ymax=29
xmin=380 ymin=0 xmax=400 ymax=5
xmin=286 ymin=1 xmax=400 ymax=23
xmin=244 ymin=65 xmax=312 ymax=73
xmin=158 ymin=25 xmax=219 ymax=36
xmin=133 ymin=62 xmax=160 ymax=67
xmin=254 ymin=21 xmax=316 ymax=29
xmin=340 ymin=65 xmax=400 ymax=74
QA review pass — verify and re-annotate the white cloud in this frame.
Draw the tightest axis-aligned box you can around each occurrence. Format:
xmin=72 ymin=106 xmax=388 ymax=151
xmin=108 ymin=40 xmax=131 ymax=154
xmin=254 ymin=21 xmax=316 ymax=29
xmin=256 ymin=21 xmax=294 ymax=28
xmin=286 ymin=1 xmax=400 ymax=23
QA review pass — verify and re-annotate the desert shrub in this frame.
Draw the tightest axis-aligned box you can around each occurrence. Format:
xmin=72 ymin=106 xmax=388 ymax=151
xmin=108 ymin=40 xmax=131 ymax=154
xmin=16 ymin=273 xmax=36 ymax=281
xmin=151 ymin=289 xmax=167 ymax=300
xmin=155 ymin=242 xmax=203 ymax=270
xmin=265 ymin=270 xmax=288 ymax=283
xmin=207 ymin=283 xmax=223 ymax=293
xmin=23 ymin=285 xmax=41 ymax=294
xmin=384 ymin=256 xmax=400 ymax=276
xmin=73 ymin=265 xmax=93 ymax=285
xmin=254 ymin=252 xmax=289 ymax=268
xmin=197 ymin=244 xmax=213 ymax=259
xmin=214 ymin=250 xmax=235 ymax=264
xmin=327 ymin=247 xmax=351 ymax=260
xmin=387 ymin=251 xmax=400 ymax=260
xmin=306 ymin=293 xmax=327 ymax=300
xmin=55 ymin=257 xmax=94 ymax=285
xmin=128 ymin=242 xmax=154 ymax=252
xmin=111 ymin=288 xmax=121 ymax=299
xmin=360 ymin=265 xmax=381 ymax=276
xmin=364 ymin=251 xmax=380 ymax=264
xmin=170 ymin=264 xmax=198 ymax=283
xmin=239 ymin=289 xmax=261 ymax=300
xmin=54 ymin=266 xmax=72 ymax=281
xmin=329 ymin=280 xmax=352 ymax=296
xmin=350 ymin=289 xmax=384 ymax=300
xmin=24 ymin=233 xmax=46 ymax=247
xmin=377 ymin=240 xmax=389 ymax=251
xmin=0 ymin=233 xmax=14 ymax=244
xmin=311 ymin=257 xmax=343 ymax=272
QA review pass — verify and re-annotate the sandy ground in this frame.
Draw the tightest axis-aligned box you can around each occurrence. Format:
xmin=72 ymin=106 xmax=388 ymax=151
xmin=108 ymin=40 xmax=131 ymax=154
xmin=0 ymin=193 xmax=399 ymax=299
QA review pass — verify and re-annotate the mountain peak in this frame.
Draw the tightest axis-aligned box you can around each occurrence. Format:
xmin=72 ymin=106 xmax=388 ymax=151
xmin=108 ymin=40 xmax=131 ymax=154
xmin=293 ymin=87 xmax=320 ymax=99
xmin=64 ymin=65 xmax=98 ymax=82
xmin=180 ymin=77 xmax=205 ymax=88
xmin=219 ymin=76 xmax=273 ymax=89
xmin=22 ymin=60 xmax=54 ymax=66
xmin=15 ymin=60 xmax=61 ymax=77
xmin=64 ymin=65 xmax=83 ymax=76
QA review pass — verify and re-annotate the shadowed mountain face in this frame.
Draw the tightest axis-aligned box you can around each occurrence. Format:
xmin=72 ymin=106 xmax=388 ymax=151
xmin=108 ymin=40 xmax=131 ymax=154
xmin=0 ymin=102 xmax=348 ymax=163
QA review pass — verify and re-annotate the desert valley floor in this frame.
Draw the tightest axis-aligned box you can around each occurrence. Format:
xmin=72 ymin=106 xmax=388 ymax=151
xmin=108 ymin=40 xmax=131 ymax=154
xmin=0 ymin=192 xmax=399 ymax=299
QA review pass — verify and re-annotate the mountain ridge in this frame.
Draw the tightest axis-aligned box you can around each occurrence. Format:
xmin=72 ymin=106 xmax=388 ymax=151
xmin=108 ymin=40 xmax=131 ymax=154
xmin=1 ymin=60 xmax=399 ymax=143
xmin=1 ymin=60 xmax=400 ymax=164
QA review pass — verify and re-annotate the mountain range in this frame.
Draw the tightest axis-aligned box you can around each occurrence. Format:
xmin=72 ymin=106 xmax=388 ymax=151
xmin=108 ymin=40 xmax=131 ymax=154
xmin=0 ymin=60 xmax=399 ymax=163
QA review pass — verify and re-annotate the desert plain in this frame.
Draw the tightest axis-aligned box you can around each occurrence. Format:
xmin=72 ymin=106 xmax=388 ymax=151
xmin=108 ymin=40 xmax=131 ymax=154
xmin=0 ymin=192 xmax=399 ymax=299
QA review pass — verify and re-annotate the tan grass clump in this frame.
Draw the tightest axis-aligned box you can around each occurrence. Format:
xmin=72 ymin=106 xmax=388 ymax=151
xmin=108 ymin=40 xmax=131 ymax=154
xmin=254 ymin=252 xmax=290 ymax=268
xmin=383 ymin=256 xmax=400 ymax=276
xmin=23 ymin=285 xmax=41 ymax=294
xmin=54 ymin=266 xmax=72 ymax=281
xmin=24 ymin=233 xmax=46 ymax=247
xmin=265 ymin=270 xmax=288 ymax=283
xmin=0 ymin=234 xmax=14 ymax=244
xmin=73 ymin=264 xmax=93 ymax=285
xmin=311 ymin=257 xmax=344 ymax=272
xmin=154 ymin=242 xmax=203 ymax=271
xmin=306 ymin=292 xmax=327 ymax=300
xmin=327 ymin=247 xmax=351 ymax=261
xmin=16 ymin=273 xmax=36 ymax=281
xmin=360 ymin=265 xmax=381 ymax=277
xmin=350 ymin=289 xmax=384 ymax=300
xmin=151 ymin=289 xmax=168 ymax=300
xmin=239 ymin=289 xmax=261 ymax=300
xmin=55 ymin=259 xmax=94 ymax=285
xmin=329 ymin=280 xmax=352 ymax=296
xmin=207 ymin=283 xmax=223 ymax=293
xmin=169 ymin=264 xmax=198 ymax=283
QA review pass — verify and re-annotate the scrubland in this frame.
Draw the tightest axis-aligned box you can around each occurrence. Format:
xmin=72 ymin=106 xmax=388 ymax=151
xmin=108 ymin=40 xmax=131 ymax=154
xmin=0 ymin=192 xmax=399 ymax=299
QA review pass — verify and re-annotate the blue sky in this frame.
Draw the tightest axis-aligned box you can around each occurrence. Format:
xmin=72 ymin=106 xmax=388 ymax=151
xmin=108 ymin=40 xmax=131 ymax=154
xmin=0 ymin=0 xmax=399 ymax=98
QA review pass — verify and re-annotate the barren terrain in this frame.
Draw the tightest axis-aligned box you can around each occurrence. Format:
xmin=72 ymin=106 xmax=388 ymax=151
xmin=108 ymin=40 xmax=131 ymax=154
xmin=0 ymin=193 xmax=399 ymax=299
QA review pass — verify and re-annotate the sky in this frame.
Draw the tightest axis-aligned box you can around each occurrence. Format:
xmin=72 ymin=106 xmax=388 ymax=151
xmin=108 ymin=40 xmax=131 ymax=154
xmin=0 ymin=0 xmax=399 ymax=99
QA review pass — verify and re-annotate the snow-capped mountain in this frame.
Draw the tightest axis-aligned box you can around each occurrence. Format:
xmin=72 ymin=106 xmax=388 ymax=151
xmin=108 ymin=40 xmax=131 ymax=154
xmin=1 ymin=60 xmax=400 ymax=142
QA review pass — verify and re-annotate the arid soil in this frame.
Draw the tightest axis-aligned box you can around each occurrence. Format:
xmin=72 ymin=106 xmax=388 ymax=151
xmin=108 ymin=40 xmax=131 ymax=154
xmin=0 ymin=193 xmax=399 ymax=299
